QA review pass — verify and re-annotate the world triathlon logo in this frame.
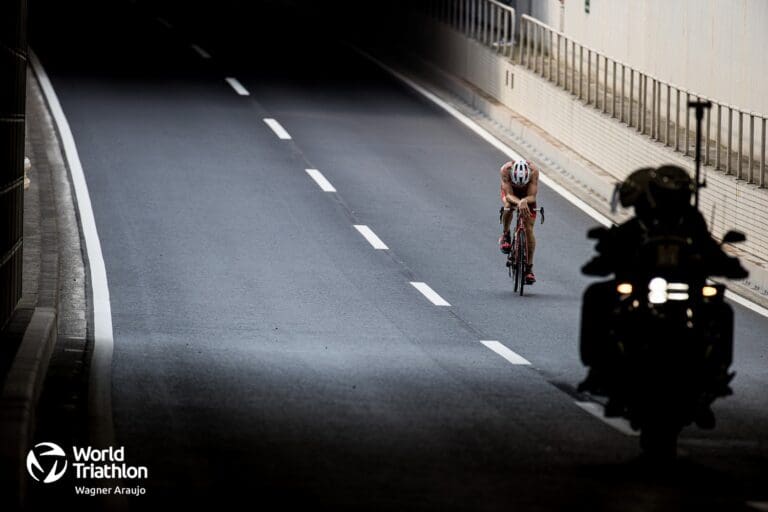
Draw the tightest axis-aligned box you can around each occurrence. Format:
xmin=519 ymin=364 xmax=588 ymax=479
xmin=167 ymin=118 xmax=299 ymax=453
xmin=26 ymin=442 xmax=68 ymax=483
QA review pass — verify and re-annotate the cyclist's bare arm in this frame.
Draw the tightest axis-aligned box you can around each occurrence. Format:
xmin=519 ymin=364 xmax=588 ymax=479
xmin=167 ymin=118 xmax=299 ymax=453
xmin=517 ymin=166 xmax=539 ymax=217
xmin=500 ymin=162 xmax=515 ymax=206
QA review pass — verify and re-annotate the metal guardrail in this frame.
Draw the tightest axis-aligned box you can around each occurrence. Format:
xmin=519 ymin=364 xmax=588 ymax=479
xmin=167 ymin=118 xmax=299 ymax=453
xmin=517 ymin=15 xmax=767 ymax=188
xmin=425 ymin=3 xmax=767 ymax=189
xmin=427 ymin=0 xmax=516 ymax=59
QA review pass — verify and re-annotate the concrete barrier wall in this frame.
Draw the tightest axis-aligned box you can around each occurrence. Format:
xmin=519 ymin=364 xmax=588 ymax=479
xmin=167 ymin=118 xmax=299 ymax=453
xmin=415 ymin=19 xmax=768 ymax=268
xmin=529 ymin=0 xmax=768 ymax=116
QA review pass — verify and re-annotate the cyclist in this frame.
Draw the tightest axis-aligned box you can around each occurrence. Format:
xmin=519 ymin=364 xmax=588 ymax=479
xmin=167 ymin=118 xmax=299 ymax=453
xmin=499 ymin=159 xmax=540 ymax=284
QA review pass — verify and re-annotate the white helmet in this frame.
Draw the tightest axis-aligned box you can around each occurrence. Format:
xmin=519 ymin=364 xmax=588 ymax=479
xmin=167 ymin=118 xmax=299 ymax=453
xmin=510 ymin=160 xmax=531 ymax=186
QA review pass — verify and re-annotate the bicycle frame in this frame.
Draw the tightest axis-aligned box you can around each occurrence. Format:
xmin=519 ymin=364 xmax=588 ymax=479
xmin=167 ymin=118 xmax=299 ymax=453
xmin=504 ymin=206 xmax=545 ymax=296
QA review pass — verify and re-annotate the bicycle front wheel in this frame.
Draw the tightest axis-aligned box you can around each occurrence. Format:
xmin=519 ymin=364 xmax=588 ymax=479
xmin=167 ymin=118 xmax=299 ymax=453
xmin=518 ymin=230 xmax=527 ymax=297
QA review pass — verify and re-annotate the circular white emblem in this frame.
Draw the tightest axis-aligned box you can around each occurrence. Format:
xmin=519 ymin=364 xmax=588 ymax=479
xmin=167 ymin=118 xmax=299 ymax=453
xmin=26 ymin=442 xmax=68 ymax=483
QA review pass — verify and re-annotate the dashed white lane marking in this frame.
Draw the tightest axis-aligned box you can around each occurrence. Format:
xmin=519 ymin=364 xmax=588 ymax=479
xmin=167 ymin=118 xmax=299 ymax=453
xmin=354 ymin=225 xmax=389 ymax=250
xmin=225 ymin=77 xmax=250 ymax=96
xmin=356 ymin=48 xmax=768 ymax=321
xmin=574 ymin=401 xmax=638 ymax=436
xmin=190 ymin=44 xmax=211 ymax=60
xmin=155 ymin=17 xmax=173 ymax=29
xmin=480 ymin=340 xmax=531 ymax=365
xmin=30 ymin=51 xmax=117 ymax=450
xmin=264 ymin=118 xmax=292 ymax=140
xmin=410 ymin=282 xmax=451 ymax=306
xmin=305 ymin=169 xmax=336 ymax=192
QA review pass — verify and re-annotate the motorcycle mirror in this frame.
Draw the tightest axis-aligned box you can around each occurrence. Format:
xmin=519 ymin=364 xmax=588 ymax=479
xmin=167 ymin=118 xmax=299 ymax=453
xmin=587 ymin=226 xmax=609 ymax=240
xmin=721 ymin=230 xmax=746 ymax=245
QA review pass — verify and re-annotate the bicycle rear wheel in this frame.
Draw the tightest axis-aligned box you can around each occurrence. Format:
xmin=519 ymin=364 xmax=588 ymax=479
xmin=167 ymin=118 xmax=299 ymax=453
xmin=518 ymin=231 xmax=527 ymax=297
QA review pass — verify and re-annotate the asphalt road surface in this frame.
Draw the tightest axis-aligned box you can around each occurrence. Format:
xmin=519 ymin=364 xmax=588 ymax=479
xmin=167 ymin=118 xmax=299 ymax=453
xmin=30 ymin=1 xmax=768 ymax=509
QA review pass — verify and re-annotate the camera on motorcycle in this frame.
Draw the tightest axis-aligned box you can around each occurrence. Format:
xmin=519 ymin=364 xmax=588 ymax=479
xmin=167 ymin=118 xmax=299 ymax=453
xmin=721 ymin=230 xmax=746 ymax=245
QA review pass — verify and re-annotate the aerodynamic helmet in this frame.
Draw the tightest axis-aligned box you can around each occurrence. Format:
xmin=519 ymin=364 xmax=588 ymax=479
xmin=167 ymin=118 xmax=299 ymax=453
xmin=510 ymin=160 xmax=531 ymax=186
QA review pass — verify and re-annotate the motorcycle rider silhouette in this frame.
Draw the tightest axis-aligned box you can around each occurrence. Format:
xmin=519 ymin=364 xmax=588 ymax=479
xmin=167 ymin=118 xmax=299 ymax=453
xmin=579 ymin=165 xmax=748 ymax=430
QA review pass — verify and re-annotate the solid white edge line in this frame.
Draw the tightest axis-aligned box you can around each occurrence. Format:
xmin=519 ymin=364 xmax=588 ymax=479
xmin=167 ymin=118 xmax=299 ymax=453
xmin=190 ymin=44 xmax=211 ymax=60
xmin=479 ymin=340 xmax=531 ymax=365
xmin=225 ymin=77 xmax=250 ymax=96
xmin=353 ymin=225 xmax=389 ymax=250
xmin=30 ymin=51 xmax=116 ymax=449
xmin=725 ymin=290 xmax=768 ymax=318
xmin=410 ymin=282 xmax=451 ymax=306
xmin=574 ymin=401 xmax=638 ymax=437
xmin=353 ymin=48 xmax=613 ymax=229
xmin=263 ymin=118 xmax=292 ymax=140
xmin=305 ymin=169 xmax=336 ymax=192
xmin=353 ymin=47 xmax=768 ymax=320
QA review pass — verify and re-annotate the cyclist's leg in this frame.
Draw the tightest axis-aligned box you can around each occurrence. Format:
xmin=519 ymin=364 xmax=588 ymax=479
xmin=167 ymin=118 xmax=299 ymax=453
xmin=499 ymin=189 xmax=513 ymax=253
xmin=524 ymin=215 xmax=536 ymax=268
xmin=501 ymin=190 xmax=513 ymax=232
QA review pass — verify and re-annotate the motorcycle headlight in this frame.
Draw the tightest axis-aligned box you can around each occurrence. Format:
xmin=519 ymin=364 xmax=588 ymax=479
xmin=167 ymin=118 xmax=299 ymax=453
xmin=702 ymin=285 xmax=718 ymax=297
xmin=648 ymin=277 xmax=668 ymax=304
xmin=617 ymin=283 xmax=633 ymax=295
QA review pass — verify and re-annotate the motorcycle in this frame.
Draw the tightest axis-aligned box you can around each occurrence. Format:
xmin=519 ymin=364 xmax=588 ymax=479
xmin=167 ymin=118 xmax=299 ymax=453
xmin=579 ymin=218 xmax=747 ymax=457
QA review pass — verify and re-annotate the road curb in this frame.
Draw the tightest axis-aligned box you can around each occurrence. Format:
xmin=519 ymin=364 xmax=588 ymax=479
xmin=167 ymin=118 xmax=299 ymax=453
xmin=0 ymin=307 xmax=57 ymax=508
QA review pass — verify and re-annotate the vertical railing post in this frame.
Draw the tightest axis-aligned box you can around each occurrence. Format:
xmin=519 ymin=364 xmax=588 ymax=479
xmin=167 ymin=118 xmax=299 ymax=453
xmin=612 ymin=61 xmax=617 ymax=117
xmin=761 ymin=117 xmax=767 ymax=187
xmin=620 ymin=65 xmax=625 ymax=123
xmin=587 ymin=50 xmax=592 ymax=104
xmin=562 ymin=37 xmax=568 ymax=89
xmin=727 ymin=107 xmax=733 ymax=175
xmin=538 ymin=25 xmax=544 ymax=76
xmin=657 ymin=81 xmax=662 ymax=138
xmin=571 ymin=41 xmax=576 ymax=93
xmin=637 ymin=74 xmax=648 ymax=133
xmin=526 ymin=17 xmax=531 ymax=67
xmin=486 ymin=1 xmax=492 ymax=46
xmin=684 ymin=92 xmax=691 ymax=155
xmin=628 ymin=69 xmax=634 ymax=127
xmin=498 ymin=6 xmax=504 ymax=51
xmin=540 ymin=26 xmax=546 ymax=77
xmin=602 ymin=56 xmax=608 ymax=113
xmin=532 ymin=22 xmax=537 ymax=71
xmin=749 ymin=114 xmax=755 ymax=183
xmin=579 ymin=46 xmax=584 ymax=100
xmin=521 ymin=16 xmax=527 ymax=64
xmin=705 ymin=103 xmax=711 ymax=165
xmin=665 ymin=85 xmax=671 ymax=145
xmin=760 ymin=117 xmax=766 ymax=187
xmin=651 ymin=80 xmax=656 ymax=139
xmin=594 ymin=53 xmax=600 ymax=107
xmin=486 ymin=0 xmax=491 ymax=45
xmin=549 ymin=30 xmax=554 ymax=81
xmin=530 ymin=20 xmax=536 ymax=69
xmin=503 ymin=9 xmax=510 ymax=58
xmin=675 ymin=89 xmax=680 ymax=151
xmin=716 ymin=104 xmax=722 ymax=170
xmin=738 ymin=111 xmax=744 ymax=180
xmin=556 ymin=34 xmax=562 ymax=86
